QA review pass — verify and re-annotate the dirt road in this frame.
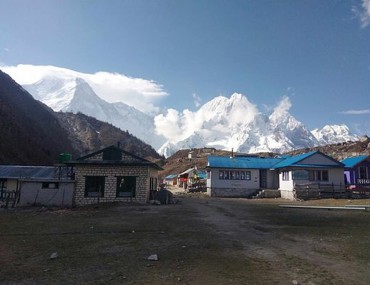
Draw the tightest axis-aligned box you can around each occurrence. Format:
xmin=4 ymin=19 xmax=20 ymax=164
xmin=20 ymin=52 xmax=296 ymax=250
xmin=1 ymin=193 xmax=370 ymax=284
xmin=180 ymin=194 xmax=370 ymax=284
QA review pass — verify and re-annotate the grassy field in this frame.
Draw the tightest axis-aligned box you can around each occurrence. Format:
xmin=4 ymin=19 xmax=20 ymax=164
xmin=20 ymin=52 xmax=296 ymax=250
xmin=1 ymin=196 xmax=370 ymax=284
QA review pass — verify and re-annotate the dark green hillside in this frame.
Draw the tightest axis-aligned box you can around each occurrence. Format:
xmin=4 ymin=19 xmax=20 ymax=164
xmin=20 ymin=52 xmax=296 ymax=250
xmin=0 ymin=70 xmax=75 ymax=165
xmin=56 ymin=112 xmax=162 ymax=160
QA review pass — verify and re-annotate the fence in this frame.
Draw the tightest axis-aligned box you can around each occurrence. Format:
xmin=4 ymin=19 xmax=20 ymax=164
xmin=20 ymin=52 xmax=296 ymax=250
xmin=294 ymin=183 xmax=349 ymax=200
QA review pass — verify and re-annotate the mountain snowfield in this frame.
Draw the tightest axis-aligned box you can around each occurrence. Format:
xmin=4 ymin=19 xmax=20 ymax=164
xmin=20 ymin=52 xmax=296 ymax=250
xmin=5 ymin=65 xmax=358 ymax=157
xmin=23 ymin=75 xmax=167 ymax=150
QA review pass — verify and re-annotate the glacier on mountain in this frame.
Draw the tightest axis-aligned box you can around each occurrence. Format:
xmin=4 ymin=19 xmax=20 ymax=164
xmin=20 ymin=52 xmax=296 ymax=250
xmin=311 ymin=124 xmax=358 ymax=145
xmin=12 ymin=65 xmax=358 ymax=158
xmin=23 ymin=76 xmax=166 ymax=149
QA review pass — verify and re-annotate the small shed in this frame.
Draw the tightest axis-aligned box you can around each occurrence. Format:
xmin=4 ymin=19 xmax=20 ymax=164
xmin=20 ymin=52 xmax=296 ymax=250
xmin=0 ymin=165 xmax=75 ymax=207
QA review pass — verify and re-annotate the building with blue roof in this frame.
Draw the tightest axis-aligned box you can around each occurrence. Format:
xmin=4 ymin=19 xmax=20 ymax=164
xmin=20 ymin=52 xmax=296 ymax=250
xmin=206 ymin=151 xmax=345 ymax=200
xmin=341 ymin=155 xmax=370 ymax=188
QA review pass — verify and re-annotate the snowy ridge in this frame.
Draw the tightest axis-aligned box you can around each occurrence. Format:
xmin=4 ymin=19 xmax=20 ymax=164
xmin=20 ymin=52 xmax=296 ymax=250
xmin=14 ymin=65 xmax=358 ymax=158
xmin=23 ymin=76 xmax=166 ymax=149
xmin=311 ymin=124 xmax=358 ymax=145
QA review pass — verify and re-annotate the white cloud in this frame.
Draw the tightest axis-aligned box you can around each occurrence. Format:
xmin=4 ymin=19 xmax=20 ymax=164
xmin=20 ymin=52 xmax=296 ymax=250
xmin=1 ymin=64 xmax=168 ymax=113
xmin=273 ymin=95 xmax=292 ymax=115
xmin=154 ymin=92 xmax=261 ymax=144
xmin=353 ymin=0 xmax=370 ymax=28
xmin=192 ymin=93 xmax=202 ymax=108
xmin=341 ymin=109 xmax=370 ymax=115
xmin=3 ymin=48 xmax=9 ymax=52
xmin=154 ymin=109 xmax=183 ymax=141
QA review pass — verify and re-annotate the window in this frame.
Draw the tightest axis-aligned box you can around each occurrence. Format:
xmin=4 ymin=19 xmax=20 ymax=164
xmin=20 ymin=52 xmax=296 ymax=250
xmin=0 ymin=179 xmax=7 ymax=199
xmin=150 ymin=177 xmax=158 ymax=191
xmin=224 ymin=171 xmax=230 ymax=180
xmin=359 ymin=166 xmax=368 ymax=179
xmin=235 ymin=171 xmax=240 ymax=180
xmin=219 ymin=170 xmax=224 ymax=180
xmin=219 ymin=170 xmax=250 ymax=180
xmin=231 ymin=171 xmax=236 ymax=180
xmin=282 ymin=171 xmax=289 ymax=181
xmin=42 ymin=182 xmax=59 ymax=189
xmin=116 ymin=176 xmax=136 ymax=197
xmin=240 ymin=171 xmax=251 ymax=180
xmin=85 ymin=176 xmax=105 ymax=197
xmin=309 ymin=170 xmax=329 ymax=181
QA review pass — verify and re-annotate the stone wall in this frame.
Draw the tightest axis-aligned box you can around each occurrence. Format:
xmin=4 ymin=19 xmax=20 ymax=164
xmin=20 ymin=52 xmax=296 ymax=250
xmin=207 ymin=187 xmax=257 ymax=198
xmin=260 ymin=189 xmax=281 ymax=198
xmin=280 ymin=189 xmax=295 ymax=200
xmin=74 ymin=165 xmax=154 ymax=205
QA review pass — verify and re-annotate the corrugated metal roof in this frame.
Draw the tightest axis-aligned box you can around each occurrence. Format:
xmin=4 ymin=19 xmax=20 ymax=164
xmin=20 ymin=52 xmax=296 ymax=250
xmin=207 ymin=156 xmax=284 ymax=169
xmin=179 ymin=168 xmax=196 ymax=176
xmin=164 ymin=174 xmax=177 ymax=179
xmin=341 ymin=155 xmax=369 ymax=168
xmin=0 ymin=165 xmax=55 ymax=179
xmin=272 ymin=151 xmax=317 ymax=168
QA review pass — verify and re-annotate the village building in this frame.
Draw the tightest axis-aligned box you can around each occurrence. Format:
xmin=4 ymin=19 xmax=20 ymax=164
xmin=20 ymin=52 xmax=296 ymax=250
xmin=206 ymin=155 xmax=283 ymax=197
xmin=0 ymin=165 xmax=74 ymax=207
xmin=206 ymin=151 xmax=345 ymax=200
xmin=342 ymin=155 xmax=370 ymax=189
xmin=163 ymin=174 xmax=178 ymax=186
xmin=66 ymin=145 xmax=162 ymax=206
xmin=273 ymin=151 xmax=345 ymax=200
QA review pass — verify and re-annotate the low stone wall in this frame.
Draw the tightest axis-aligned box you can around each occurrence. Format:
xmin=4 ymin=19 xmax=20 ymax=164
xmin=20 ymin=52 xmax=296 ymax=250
xmin=260 ymin=189 xmax=281 ymax=198
xmin=280 ymin=189 xmax=295 ymax=200
xmin=207 ymin=187 xmax=257 ymax=198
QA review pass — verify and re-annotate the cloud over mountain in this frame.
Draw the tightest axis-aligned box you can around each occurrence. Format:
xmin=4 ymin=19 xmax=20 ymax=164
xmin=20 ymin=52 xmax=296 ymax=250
xmin=2 ymin=64 xmax=168 ymax=113
xmin=1 ymin=64 xmax=359 ymax=158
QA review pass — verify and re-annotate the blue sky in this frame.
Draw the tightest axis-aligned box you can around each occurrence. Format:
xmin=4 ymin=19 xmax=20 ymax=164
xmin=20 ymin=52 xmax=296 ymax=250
xmin=0 ymin=0 xmax=370 ymax=134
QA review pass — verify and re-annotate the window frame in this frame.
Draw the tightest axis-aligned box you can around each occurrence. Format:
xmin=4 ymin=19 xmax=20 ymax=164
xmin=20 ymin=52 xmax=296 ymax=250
xmin=282 ymin=171 xmax=289 ymax=181
xmin=309 ymin=170 xmax=329 ymax=182
xmin=42 ymin=182 xmax=59 ymax=189
xmin=218 ymin=169 xmax=250 ymax=180
xmin=85 ymin=176 xmax=105 ymax=197
xmin=116 ymin=176 xmax=137 ymax=197
xmin=359 ymin=166 xmax=368 ymax=180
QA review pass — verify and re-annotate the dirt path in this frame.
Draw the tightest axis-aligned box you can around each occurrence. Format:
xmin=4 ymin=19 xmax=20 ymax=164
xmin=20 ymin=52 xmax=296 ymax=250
xmin=181 ymin=195 xmax=370 ymax=285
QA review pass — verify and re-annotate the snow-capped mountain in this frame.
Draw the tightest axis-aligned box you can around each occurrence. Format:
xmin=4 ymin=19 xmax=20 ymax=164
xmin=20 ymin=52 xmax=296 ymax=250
xmin=311 ymin=124 xmax=358 ymax=145
xmin=10 ymin=65 xmax=358 ymax=158
xmin=157 ymin=94 xmax=321 ymax=156
xmin=23 ymin=76 xmax=166 ymax=149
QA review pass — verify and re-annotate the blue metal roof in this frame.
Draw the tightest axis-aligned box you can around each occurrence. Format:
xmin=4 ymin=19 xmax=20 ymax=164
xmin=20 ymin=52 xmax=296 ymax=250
xmin=164 ymin=174 xmax=177 ymax=179
xmin=272 ymin=151 xmax=317 ymax=168
xmin=208 ymin=151 xmax=344 ymax=170
xmin=341 ymin=155 xmax=369 ymax=168
xmin=0 ymin=165 xmax=56 ymax=179
xmin=207 ymin=156 xmax=284 ymax=169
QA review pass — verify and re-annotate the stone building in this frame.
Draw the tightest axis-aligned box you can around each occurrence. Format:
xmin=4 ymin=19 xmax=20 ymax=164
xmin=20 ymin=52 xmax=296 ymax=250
xmin=67 ymin=145 xmax=162 ymax=205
